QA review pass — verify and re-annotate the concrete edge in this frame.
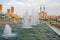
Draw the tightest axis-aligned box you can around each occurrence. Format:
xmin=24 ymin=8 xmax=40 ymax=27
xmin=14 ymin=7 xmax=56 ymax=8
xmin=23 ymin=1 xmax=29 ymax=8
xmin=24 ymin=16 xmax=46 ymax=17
xmin=46 ymin=24 xmax=60 ymax=37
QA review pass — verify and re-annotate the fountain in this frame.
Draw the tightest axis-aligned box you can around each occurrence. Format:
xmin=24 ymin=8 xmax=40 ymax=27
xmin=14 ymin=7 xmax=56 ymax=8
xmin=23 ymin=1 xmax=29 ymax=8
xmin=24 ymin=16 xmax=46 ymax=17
xmin=35 ymin=12 xmax=40 ymax=24
xmin=21 ymin=10 xmax=33 ymax=29
xmin=2 ymin=24 xmax=16 ymax=39
xmin=30 ymin=9 xmax=40 ymax=25
xmin=30 ymin=16 xmax=37 ymax=25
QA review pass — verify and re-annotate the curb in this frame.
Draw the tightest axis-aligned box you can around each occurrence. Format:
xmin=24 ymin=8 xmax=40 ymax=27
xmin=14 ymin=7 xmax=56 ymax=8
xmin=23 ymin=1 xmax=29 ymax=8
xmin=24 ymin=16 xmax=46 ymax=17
xmin=47 ymin=24 xmax=60 ymax=37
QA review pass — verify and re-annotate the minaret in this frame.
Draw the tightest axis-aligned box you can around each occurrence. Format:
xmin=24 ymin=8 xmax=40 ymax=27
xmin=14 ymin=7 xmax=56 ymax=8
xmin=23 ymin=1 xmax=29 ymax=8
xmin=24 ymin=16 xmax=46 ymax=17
xmin=43 ymin=5 xmax=45 ymax=12
xmin=40 ymin=5 xmax=42 ymax=12
xmin=11 ymin=7 xmax=14 ymax=13
xmin=6 ymin=9 xmax=10 ymax=16
xmin=0 ymin=4 xmax=2 ymax=14
xmin=7 ymin=9 xmax=10 ymax=14
xmin=40 ymin=5 xmax=45 ymax=12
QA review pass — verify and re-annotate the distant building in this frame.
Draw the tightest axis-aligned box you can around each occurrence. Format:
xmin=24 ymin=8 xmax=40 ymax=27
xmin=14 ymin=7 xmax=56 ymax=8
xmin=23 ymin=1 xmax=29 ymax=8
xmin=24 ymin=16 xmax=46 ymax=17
xmin=57 ymin=16 xmax=60 ymax=22
xmin=39 ymin=5 xmax=48 ymax=21
xmin=6 ymin=6 xmax=23 ymax=24
xmin=0 ymin=4 xmax=8 ymax=25
xmin=47 ymin=15 xmax=57 ymax=21
xmin=39 ymin=5 xmax=58 ymax=21
xmin=0 ymin=4 xmax=2 ymax=14
xmin=0 ymin=4 xmax=23 ymax=25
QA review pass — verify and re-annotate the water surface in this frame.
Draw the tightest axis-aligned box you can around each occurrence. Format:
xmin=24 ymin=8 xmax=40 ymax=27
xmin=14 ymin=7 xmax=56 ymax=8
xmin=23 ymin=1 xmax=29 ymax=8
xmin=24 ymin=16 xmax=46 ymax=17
xmin=0 ymin=23 xmax=60 ymax=40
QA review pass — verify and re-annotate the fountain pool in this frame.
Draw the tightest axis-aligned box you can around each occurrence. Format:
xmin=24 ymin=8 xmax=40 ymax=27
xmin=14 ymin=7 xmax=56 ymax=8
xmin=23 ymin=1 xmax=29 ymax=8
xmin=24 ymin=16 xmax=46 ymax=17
xmin=0 ymin=23 xmax=59 ymax=40
xmin=2 ymin=24 xmax=16 ymax=39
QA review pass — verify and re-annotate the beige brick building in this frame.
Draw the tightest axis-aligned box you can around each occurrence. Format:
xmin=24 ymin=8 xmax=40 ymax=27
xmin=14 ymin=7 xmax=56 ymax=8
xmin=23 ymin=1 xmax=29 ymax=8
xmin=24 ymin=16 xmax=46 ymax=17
xmin=0 ymin=4 xmax=2 ymax=14
xmin=39 ymin=5 xmax=58 ymax=21
xmin=0 ymin=4 xmax=23 ymax=25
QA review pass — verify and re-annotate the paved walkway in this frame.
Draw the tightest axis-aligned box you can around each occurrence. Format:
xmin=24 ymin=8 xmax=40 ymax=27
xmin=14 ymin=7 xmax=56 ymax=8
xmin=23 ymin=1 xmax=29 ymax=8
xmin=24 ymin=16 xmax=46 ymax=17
xmin=47 ymin=24 xmax=60 ymax=36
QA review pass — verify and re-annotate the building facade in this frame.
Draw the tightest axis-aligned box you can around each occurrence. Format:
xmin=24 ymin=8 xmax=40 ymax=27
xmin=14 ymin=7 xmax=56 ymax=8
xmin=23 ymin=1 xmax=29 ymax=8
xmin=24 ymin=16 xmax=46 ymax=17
xmin=0 ymin=4 xmax=23 ymax=25
xmin=39 ymin=5 xmax=48 ymax=21
xmin=39 ymin=5 xmax=58 ymax=21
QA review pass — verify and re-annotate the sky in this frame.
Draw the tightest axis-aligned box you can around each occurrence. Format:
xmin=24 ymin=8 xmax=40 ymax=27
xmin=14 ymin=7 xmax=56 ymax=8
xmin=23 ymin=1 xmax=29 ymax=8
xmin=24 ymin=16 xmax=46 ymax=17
xmin=0 ymin=0 xmax=60 ymax=17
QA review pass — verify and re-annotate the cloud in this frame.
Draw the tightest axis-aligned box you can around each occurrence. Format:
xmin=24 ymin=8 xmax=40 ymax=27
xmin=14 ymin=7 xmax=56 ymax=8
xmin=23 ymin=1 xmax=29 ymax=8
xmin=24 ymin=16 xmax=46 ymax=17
xmin=2 ymin=0 xmax=32 ymax=17
xmin=1 ymin=0 xmax=60 ymax=16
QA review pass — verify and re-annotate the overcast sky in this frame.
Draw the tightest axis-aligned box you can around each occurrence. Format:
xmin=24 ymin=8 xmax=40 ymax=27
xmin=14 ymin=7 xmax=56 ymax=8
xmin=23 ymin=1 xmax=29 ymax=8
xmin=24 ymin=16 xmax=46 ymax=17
xmin=0 ymin=0 xmax=60 ymax=16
